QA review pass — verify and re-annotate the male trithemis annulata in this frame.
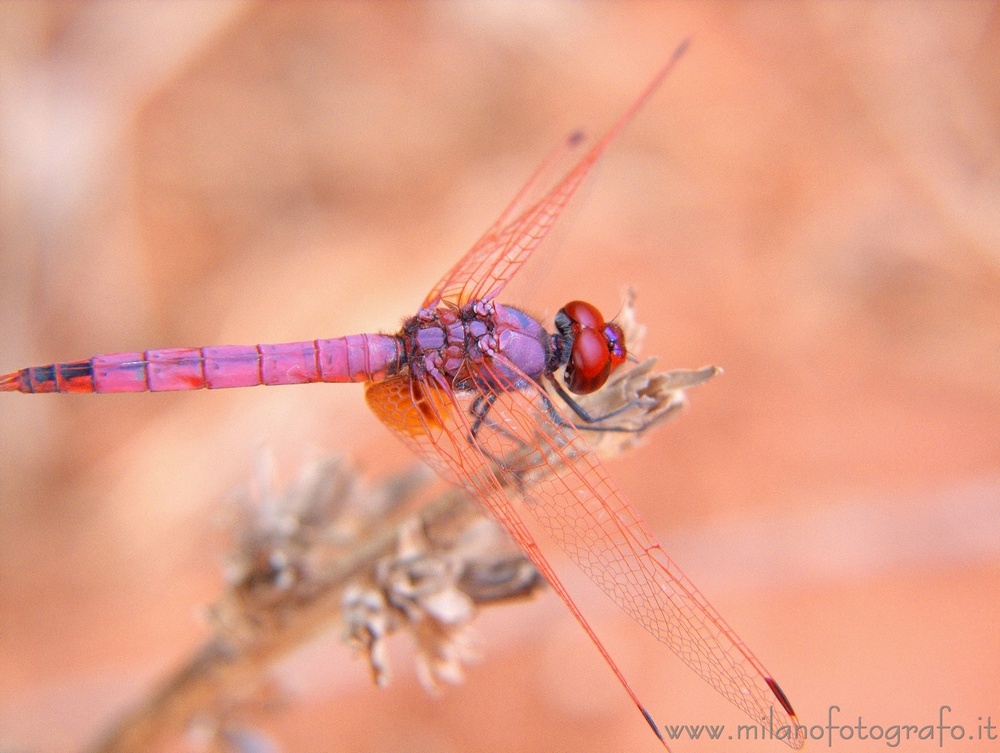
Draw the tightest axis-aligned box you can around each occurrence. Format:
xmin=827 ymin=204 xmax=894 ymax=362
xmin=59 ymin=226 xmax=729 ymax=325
xmin=2 ymin=40 xmax=803 ymax=748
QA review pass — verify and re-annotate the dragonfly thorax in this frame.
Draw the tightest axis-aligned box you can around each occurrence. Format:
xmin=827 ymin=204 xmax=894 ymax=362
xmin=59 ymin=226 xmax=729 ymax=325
xmin=403 ymin=301 xmax=551 ymax=389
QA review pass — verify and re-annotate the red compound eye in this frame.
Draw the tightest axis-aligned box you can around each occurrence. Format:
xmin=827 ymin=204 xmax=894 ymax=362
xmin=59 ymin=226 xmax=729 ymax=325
xmin=568 ymin=327 xmax=612 ymax=393
xmin=559 ymin=300 xmax=628 ymax=394
xmin=562 ymin=300 xmax=604 ymax=330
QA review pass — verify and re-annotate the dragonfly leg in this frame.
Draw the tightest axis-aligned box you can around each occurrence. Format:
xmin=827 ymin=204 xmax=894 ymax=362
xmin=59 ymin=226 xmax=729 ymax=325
xmin=469 ymin=392 xmax=523 ymax=467
xmin=468 ymin=389 xmax=549 ymax=487
xmin=469 ymin=392 xmax=499 ymax=439
xmin=471 ymin=388 xmax=541 ymax=448
xmin=545 ymin=375 xmax=650 ymax=434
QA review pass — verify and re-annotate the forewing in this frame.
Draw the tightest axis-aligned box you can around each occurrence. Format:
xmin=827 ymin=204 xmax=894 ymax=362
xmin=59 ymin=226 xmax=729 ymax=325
xmin=422 ymin=131 xmax=585 ymax=309
xmin=365 ymin=365 xmax=801 ymax=743
xmin=424 ymin=42 xmax=690 ymax=309
xmin=466 ymin=357 xmax=800 ymax=736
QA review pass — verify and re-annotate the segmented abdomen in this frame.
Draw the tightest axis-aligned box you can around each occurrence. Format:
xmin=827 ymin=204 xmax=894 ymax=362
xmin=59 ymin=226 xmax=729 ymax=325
xmin=0 ymin=335 xmax=403 ymax=394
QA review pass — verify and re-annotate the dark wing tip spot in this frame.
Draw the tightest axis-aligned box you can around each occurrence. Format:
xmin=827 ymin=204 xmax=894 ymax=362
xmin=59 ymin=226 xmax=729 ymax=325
xmin=642 ymin=707 xmax=665 ymax=743
xmin=765 ymin=676 xmax=796 ymax=718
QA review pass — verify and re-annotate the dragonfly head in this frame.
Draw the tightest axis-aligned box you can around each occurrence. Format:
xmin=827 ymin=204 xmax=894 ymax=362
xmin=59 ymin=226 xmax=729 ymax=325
xmin=554 ymin=300 xmax=627 ymax=394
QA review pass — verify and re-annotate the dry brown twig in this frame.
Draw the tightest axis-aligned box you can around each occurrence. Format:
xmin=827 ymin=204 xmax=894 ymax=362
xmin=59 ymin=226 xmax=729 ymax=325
xmin=88 ymin=296 xmax=718 ymax=753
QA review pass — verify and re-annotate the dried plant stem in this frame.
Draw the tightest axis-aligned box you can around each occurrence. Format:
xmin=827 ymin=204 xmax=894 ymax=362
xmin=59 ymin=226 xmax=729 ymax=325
xmin=89 ymin=488 xmax=474 ymax=753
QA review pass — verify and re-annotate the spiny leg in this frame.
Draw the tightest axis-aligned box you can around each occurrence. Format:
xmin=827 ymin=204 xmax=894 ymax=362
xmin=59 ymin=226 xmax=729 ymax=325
xmin=545 ymin=376 xmax=653 ymax=434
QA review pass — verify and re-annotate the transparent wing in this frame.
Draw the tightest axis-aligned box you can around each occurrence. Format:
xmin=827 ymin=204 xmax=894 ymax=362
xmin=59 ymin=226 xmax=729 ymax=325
xmin=421 ymin=130 xmax=585 ymax=309
xmin=423 ymin=41 xmax=690 ymax=309
xmin=365 ymin=370 xmax=664 ymax=738
xmin=365 ymin=362 xmax=802 ymax=747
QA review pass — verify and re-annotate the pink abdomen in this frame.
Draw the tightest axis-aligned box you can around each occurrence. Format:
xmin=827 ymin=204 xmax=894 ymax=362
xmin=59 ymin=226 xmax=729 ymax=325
xmin=0 ymin=335 xmax=403 ymax=394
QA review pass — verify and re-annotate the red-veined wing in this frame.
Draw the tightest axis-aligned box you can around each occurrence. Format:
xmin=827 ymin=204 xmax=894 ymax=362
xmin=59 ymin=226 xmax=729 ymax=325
xmin=421 ymin=130 xmax=585 ymax=309
xmin=365 ymin=360 xmax=802 ymax=746
xmin=365 ymin=369 xmax=663 ymax=735
xmin=423 ymin=41 xmax=690 ymax=310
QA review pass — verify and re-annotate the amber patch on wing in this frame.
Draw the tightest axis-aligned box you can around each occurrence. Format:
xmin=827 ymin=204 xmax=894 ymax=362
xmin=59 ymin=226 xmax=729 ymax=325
xmin=365 ymin=375 xmax=450 ymax=437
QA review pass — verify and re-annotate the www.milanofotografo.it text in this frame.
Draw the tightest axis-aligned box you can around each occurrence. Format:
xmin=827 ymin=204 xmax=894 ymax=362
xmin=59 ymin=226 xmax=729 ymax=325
xmin=660 ymin=706 xmax=996 ymax=747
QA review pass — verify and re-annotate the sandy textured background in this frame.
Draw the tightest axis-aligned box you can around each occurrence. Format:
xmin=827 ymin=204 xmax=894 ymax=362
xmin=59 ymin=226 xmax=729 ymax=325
xmin=2 ymin=3 xmax=999 ymax=752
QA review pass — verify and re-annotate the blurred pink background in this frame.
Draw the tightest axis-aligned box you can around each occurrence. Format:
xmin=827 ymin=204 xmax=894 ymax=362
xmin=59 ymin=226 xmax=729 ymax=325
xmin=2 ymin=3 xmax=999 ymax=752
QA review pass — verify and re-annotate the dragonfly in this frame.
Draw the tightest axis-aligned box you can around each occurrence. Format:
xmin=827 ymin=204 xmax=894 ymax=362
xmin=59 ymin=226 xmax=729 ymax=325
xmin=2 ymin=40 xmax=802 ymax=748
